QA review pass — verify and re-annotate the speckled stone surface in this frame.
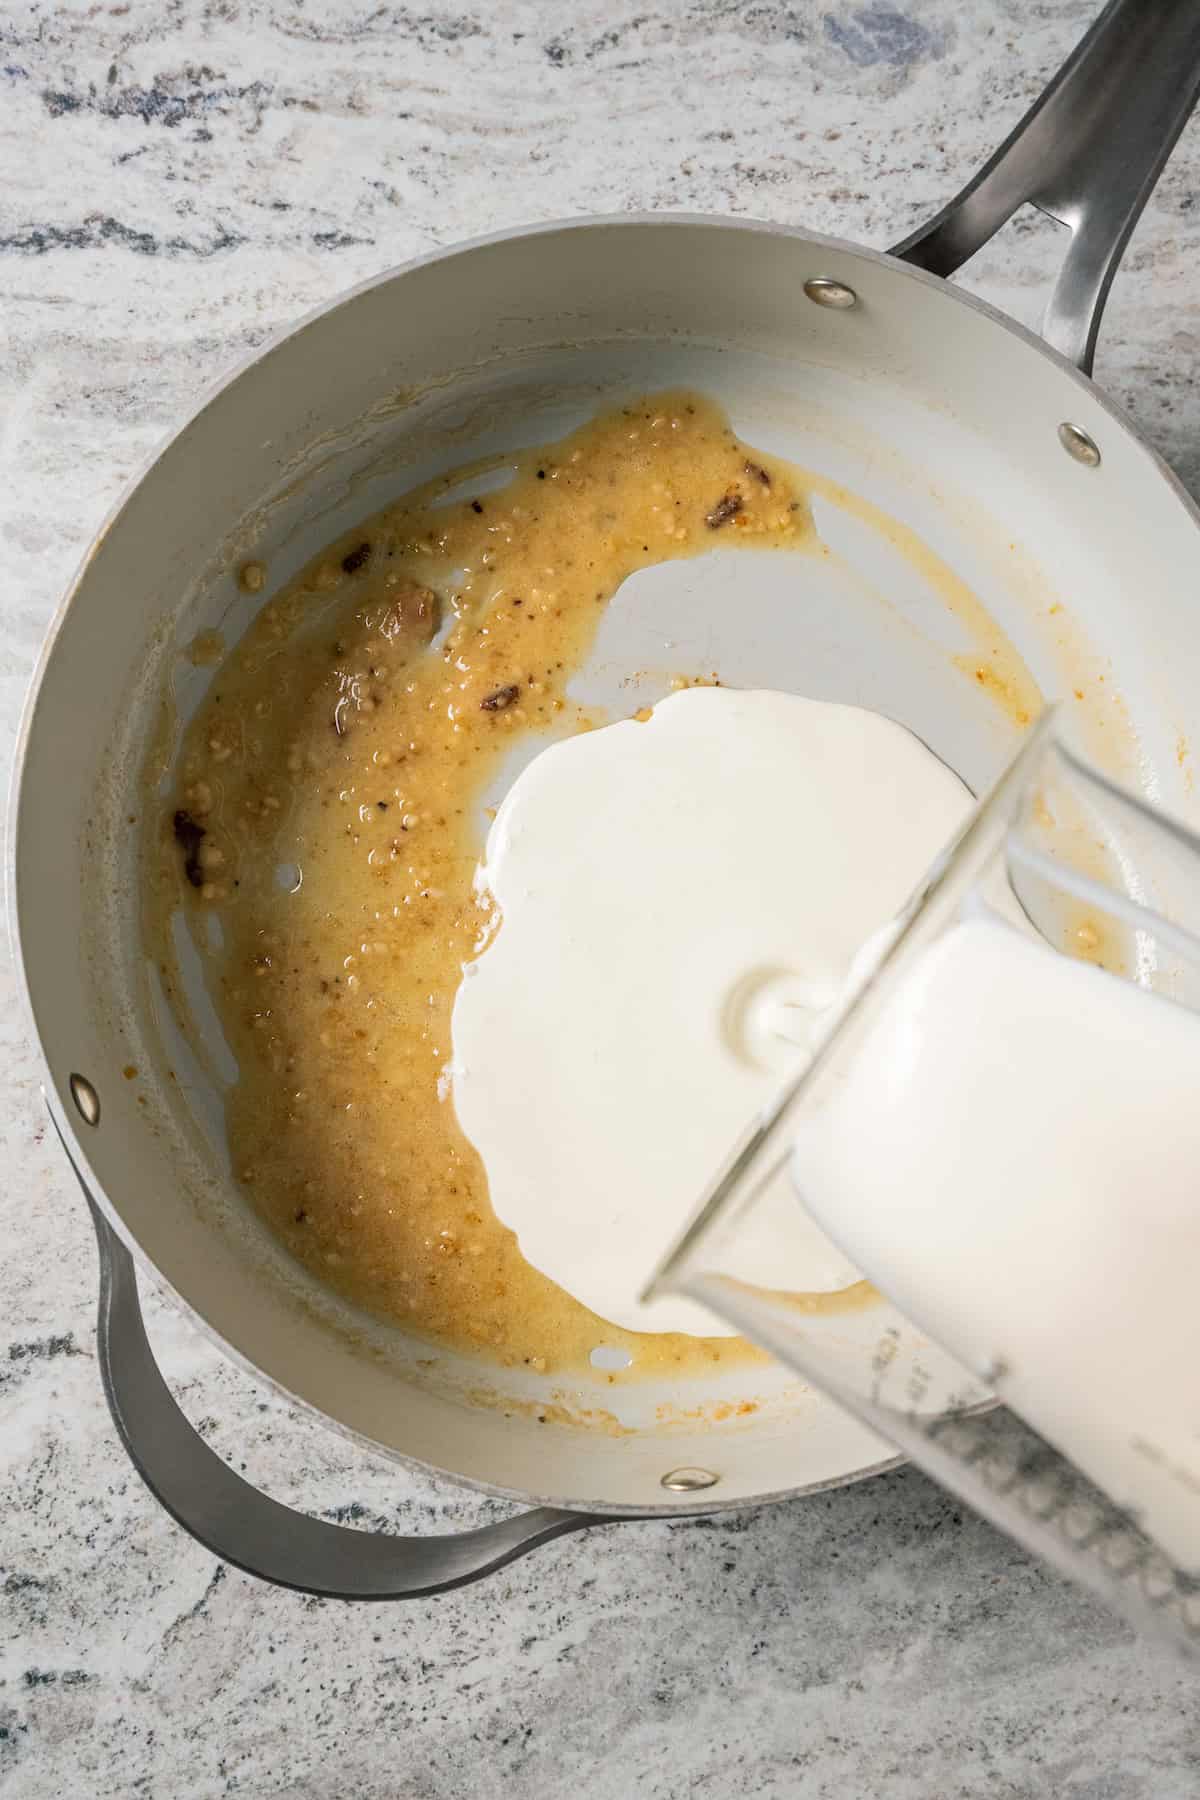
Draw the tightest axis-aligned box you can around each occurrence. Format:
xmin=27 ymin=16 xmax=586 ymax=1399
xmin=5 ymin=4 xmax=1200 ymax=1795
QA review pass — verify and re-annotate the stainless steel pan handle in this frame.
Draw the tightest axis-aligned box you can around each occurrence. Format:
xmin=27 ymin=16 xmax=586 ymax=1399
xmin=60 ymin=1127 xmax=613 ymax=1598
xmin=893 ymin=0 xmax=1200 ymax=374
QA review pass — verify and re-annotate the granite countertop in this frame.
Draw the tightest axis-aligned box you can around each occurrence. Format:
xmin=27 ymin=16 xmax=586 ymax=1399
xmin=5 ymin=3 xmax=1200 ymax=1795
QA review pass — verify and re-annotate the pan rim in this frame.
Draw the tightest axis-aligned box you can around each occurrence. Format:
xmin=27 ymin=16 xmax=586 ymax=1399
xmin=15 ymin=200 xmax=1200 ymax=790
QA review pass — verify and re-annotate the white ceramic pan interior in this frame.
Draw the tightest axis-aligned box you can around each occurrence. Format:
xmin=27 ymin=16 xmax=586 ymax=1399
xmin=17 ymin=214 xmax=1200 ymax=1516
xmin=15 ymin=3 xmax=1200 ymax=1529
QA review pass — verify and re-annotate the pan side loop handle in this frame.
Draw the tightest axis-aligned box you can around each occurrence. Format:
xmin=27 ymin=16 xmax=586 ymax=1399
xmin=68 ymin=1148 xmax=611 ymax=1597
xmin=891 ymin=0 xmax=1200 ymax=374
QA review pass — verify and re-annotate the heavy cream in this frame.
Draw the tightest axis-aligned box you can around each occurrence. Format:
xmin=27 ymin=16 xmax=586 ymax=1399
xmin=451 ymin=686 xmax=971 ymax=1335
xmin=452 ymin=685 xmax=1200 ymax=1564
xmin=789 ymin=913 xmax=1200 ymax=1570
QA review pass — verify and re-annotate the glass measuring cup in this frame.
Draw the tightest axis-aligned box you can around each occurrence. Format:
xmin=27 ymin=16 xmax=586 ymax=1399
xmin=644 ymin=711 xmax=1200 ymax=1654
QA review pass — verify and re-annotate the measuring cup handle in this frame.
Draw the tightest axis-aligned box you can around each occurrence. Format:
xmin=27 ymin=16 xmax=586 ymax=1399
xmin=892 ymin=0 xmax=1200 ymax=373
xmin=68 ymin=1155 xmax=610 ymax=1598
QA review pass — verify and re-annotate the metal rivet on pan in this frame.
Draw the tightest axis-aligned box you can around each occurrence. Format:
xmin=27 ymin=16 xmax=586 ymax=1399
xmin=803 ymin=276 xmax=858 ymax=310
xmin=1058 ymin=422 xmax=1101 ymax=467
xmin=661 ymin=1467 xmax=720 ymax=1492
xmin=68 ymin=1073 xmax=101 ymax=1127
